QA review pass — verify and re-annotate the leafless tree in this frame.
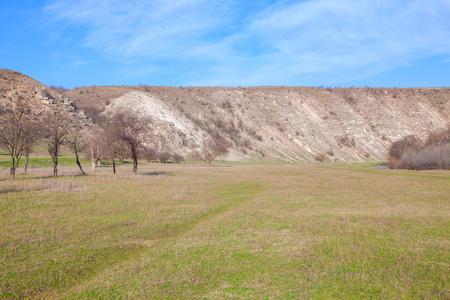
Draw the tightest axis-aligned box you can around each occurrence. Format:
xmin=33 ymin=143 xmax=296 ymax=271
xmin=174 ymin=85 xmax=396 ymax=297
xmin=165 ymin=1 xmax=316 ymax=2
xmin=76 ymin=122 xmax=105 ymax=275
xmin=172 ymin=153 xmax=185 ymax=164
xmin=113 ymin=111 xmax=151 ymax=174
xmin=101 ymin=119 xmax=127 ymax=174
xmin=0 ymin=93 xmax=35 ymax=178
xmin=67 ymin=133 xmax=86 ymax=175
xmin=157 ymin=151 xmax=171 ymax=163
xmin=42 ymin=108 xmax=72 ymax=177
xmin=84 ymin=126 xmax=106 ymax=172
xmin=142 ymin=146 xmax=158 ymax=162
xmin=21 ymin=121 xmax=41 ymax=174
xmin=193 ymin=138 xmax=230 ymax=166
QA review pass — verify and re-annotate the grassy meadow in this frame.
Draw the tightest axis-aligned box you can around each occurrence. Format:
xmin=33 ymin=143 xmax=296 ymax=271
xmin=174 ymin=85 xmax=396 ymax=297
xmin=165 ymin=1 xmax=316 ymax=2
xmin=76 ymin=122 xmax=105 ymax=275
xmin=0 ymin=159 xmax=449 ymax=299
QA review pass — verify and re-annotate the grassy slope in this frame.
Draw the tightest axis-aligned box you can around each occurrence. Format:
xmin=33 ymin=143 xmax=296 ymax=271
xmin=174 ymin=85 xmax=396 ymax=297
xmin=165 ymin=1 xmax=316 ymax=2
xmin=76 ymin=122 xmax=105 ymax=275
xmin=0 ymin=163 xmax=449 ymax=299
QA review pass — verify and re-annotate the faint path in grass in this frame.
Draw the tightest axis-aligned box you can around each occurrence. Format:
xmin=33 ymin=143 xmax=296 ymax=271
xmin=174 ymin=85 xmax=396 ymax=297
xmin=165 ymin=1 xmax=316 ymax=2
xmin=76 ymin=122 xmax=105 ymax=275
xmin=130 ymin=181 xmax=267 ymax=248
xmin=56 ymin=180 xmax=267 ymax=298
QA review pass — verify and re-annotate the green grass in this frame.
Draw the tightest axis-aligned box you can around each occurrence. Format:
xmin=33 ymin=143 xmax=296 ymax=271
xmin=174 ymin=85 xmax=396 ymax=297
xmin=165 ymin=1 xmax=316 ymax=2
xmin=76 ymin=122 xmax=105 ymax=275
xmin=0 ymin=156 xmax=86 ymax=168
xmin=0 ymin=163 xmax=449 ymax=299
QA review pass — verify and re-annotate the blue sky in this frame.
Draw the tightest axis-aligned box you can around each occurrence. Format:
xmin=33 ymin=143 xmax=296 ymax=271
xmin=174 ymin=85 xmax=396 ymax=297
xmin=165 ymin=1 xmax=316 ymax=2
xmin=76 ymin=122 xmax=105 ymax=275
xmin=1 ymin=0 xmax=450 ymax=89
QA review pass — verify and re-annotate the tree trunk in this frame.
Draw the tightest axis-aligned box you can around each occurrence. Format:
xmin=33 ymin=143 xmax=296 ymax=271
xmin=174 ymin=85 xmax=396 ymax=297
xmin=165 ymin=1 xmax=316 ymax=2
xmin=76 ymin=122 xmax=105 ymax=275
xmin=10 ymin=157 xmax=16 ymax=179
xmin=53 ymin=159 xmax=58 ymax=177
xmin=75 ymin=154 xmax=86 ymax=175
xmin=90 ymin=146 xmax=98 ymax=172
xmin=131 ymin=146 xmax=138 ymax=174
xmin=133 ymin=159 xmax=138 ymax=174
xmin=112 ymin=159 xmax=116 ymax=174
xmin=91 ymin=159 xmax=97 ymax=172
xmin=24 ymin=154 xmax=29 ymax=174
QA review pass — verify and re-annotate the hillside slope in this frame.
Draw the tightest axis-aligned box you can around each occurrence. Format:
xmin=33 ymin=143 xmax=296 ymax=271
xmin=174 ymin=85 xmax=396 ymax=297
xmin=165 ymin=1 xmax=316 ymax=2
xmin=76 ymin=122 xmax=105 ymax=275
xmin=64 ymin=85 xmax=449 ymax=162
xmin=0 ymin=69 xmax=92 ymax=130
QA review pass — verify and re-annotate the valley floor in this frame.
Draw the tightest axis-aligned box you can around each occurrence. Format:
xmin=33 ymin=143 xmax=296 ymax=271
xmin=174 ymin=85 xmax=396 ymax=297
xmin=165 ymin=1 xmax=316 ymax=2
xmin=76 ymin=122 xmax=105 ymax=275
xmin=1 ymin=162 xmax=449 ymax=299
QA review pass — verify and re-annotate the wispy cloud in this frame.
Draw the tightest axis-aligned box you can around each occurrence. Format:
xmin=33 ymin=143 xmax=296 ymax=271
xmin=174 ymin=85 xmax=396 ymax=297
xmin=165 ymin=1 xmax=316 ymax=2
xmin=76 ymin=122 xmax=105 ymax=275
xmin=43 ymin=0 xmax=450 ymax=86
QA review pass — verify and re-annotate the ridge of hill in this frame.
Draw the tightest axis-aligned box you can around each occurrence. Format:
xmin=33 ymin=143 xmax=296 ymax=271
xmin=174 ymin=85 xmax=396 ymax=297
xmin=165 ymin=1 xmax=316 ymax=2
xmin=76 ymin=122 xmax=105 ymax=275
xmin=64 ymin=84 xmax=449 ymax=163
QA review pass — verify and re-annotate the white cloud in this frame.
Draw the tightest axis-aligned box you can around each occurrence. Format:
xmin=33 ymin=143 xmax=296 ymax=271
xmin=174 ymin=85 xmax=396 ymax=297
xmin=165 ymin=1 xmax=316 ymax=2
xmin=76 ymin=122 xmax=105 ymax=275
xmin=43 ymin=0 xmax=450 ymax=86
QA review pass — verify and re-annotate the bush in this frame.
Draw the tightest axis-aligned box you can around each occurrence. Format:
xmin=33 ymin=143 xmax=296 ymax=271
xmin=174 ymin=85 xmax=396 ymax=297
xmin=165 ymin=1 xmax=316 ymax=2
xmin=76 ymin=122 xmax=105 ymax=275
xmin=157 ymin=152 xmax=171 ymax=163
xmin=388 ymin=135 xmax=422 ymax=169
xmin=337 ymin=134 xmax=356 ymax=148
xmin=314 ymin=153 xmax=327 ymax=162
xmin=425 ymin=127 xmax=450 ymax=146
xmin=388 ymin=128 xmax=450 ymax=170
xmin=397 ymin=144 xmax=450 ymax=170
xmin=172 ymin=154 xmax=185 ymax=164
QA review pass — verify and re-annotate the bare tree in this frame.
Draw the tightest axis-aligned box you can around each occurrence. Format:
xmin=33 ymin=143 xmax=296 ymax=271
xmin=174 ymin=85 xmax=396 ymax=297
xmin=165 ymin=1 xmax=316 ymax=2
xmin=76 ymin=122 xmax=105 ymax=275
xmin=172 ymin=153 xmax=185 ymax=164
xmin=113 ymin=111 xmax=151 ymax=174
xmin=0 ymin=93 xmax=33 ymax=178
xmin=42 ymin=108 xmax=72 ymax=177
xmin=193 ymin=138 xmax=230 ymax=166
xmin=21 ymin=121 xmax=41 ymax=174
xmin=101 ymin=119 xmax=127 ymax=174
xmin=142 ymin=146 xmax=158 ymax=162
xmin=67 ymin=133 xmax=86 ymax=175
xmin=84 ymin=127 xmax=106 ymax=172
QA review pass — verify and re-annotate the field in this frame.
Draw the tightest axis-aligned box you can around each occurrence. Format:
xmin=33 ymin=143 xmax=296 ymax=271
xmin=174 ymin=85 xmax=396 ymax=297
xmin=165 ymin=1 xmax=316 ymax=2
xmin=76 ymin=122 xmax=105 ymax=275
xmin=0 ymin=160 xmax=449 ymax=299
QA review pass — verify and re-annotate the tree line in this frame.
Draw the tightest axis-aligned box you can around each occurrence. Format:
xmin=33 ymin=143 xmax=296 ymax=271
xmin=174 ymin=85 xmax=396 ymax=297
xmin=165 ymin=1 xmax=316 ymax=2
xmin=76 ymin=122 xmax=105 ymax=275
xmin=0 ymin=92 xmax=230 ymax=178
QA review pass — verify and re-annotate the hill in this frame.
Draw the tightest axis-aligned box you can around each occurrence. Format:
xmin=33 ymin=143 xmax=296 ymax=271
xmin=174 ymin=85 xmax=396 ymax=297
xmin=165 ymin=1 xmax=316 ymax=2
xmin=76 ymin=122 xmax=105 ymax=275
xmin=1 ymin=69 xmax=448 ymax=163
xmin=64 ymin=84 xmax=449 ymax=162
xmin=0 ymin=69 xmax=92 ymax=130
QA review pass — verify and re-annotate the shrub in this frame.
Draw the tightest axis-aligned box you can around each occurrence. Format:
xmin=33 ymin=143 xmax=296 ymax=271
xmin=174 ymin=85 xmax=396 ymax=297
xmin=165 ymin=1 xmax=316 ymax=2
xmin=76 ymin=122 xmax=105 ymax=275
xmin=425 ymin=126 xmax=450 ymax=146
xmin=315 ymin=153 xmax=327 ymax=162
xmin=49 ymin=85 xmax=69 ymax=93
xmin=388 ymin=128 xmax=450 ymax=170
xmin=157 ymin=152 xmax=171 ymax=163
xmin=337 ymin=135 xmax=356 ymax=148
xmin=172 ymin=154 xmax=185 ymax=164
xmin=326 ymin=149 xmax=335 ymax=156
xmin=397 ymin=144 xmax=450 ymax=170
xmin=388 ymin=135 xmax=422 ymax=169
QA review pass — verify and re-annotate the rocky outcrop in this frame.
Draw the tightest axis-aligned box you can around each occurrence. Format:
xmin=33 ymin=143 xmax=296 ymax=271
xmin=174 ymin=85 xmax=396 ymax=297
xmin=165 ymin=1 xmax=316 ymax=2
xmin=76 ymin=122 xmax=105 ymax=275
xmin=0 ymin=69 xmax=93 ymax=129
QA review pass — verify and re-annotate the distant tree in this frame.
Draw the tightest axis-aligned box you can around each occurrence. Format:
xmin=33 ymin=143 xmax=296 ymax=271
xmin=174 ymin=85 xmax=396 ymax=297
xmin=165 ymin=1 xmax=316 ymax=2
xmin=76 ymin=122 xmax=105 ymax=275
xmin=157 ymin=151 xmax=171 ymax=163
xmin=193 ymin=138 xmax=230 ymax=166
xmin=67 ymin=133 xmax=86 ymax=175
xmin=142 ymin=146 xmax=158 ymax=162
xmin=172 ymin=153 xmax=185 ymax=164
xmin=42 ymin=108 xmax=72 ymax=177
xmin=0 ymin=93 xmax=34 ymax=178
xmin=113 ymin=111 xmax=151 ymax=174
xmin=49 ymin=85 xmax=69 ymax=94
